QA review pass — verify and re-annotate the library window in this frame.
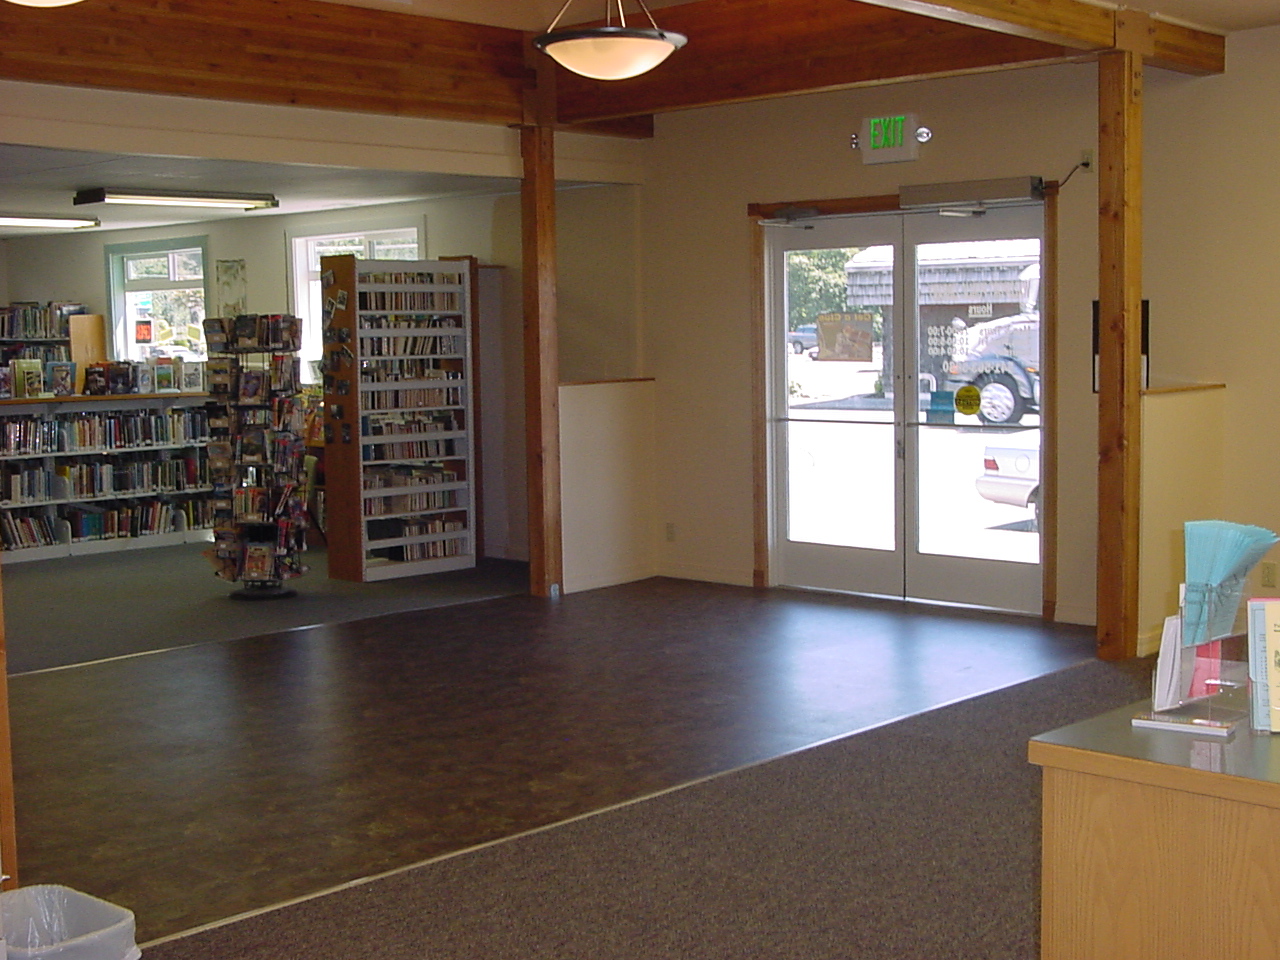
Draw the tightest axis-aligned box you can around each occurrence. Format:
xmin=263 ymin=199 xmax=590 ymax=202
xmin=107 ymin=238 xmax=210 ymax=363
xmin=291 ymin=227 xmax=421 ymax=380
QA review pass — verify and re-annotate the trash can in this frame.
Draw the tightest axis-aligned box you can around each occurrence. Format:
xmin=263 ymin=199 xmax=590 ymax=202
xmin=0 ymin=885 xmax=140 ymax=960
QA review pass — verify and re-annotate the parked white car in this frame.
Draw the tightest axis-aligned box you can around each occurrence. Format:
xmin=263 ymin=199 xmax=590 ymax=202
xmin=976 ymin=444 xmax=1040 ymax=529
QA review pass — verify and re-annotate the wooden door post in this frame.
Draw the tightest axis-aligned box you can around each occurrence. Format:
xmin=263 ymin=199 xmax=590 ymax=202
xmin=1095 ymin=44 xmax=1146 ymax=659
xmin=520 ymin=66 xmax=563 ymax=597
xmin=0 ymin=564 xmax=19 ymax=888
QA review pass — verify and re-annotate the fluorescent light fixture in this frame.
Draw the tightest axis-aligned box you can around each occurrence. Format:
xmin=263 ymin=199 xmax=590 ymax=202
xmin=0 ymin=214 xmax=99 ymax=229
xmin=74 ymin=188 xmax=279 ymax=210
xmin=534 ymin=0 xmax=686 ymax=81
xmin=3 ymin=0 xmax=87 ymax=7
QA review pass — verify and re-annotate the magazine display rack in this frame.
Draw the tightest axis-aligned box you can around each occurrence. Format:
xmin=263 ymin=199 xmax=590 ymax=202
xmin=320 ymin=256 xmax=475 ymax=582
xmin=201 ymin=314 xmax=309 ymax=599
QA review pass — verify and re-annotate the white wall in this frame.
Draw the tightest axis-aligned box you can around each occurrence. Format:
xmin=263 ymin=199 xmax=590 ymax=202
xmin=0 ymin=79 xmax=647 ymax=185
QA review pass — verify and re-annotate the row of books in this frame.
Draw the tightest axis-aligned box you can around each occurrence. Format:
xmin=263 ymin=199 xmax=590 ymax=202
xmin=1 ymin=452 xmax=205 ymax=504
xmin=357 ymin=270 xmax=462 ymax=287
xmin=362 ymin=463 xmax=462 ymax=490
xmin=359 ymin=314 xmax=464 ymax=331
xmin=0 ymin=408 xmax=210 ymax=457
xmin=363 ymin=386 xmax=465 ymax=409
xmin=367 ymin=514 xmax=466 ymax=541
xmin=3 ymin=358 xmax=78 ymax=399
xmin=0 ymin=301 xmax=86 ymax=341
xmin=362 ymin=487 xmax=461 ymax=517
xmin=81 ymin=358 xmax=205 ymax=396
xmin=204 ymin=314 xmax=302 ymax=353
xmin=207 ymin=355 xmax=299 ymax=402
xmin=368 ymin=532 xmax=468 ymax=563
xmin=1 ymin=342 xmax=72 ymax=365
xmin=361 ymin=362 xmax=463 ymax=383
xmin=360 ymin=333 xmax=465 ymax=357
xmin=362 ymin=412 xmax=461 ymax=437
xmin=0 ymin=497 xmax=211 ymax=550
xmin=363 ymin=438 xmax=459 ymax=461
xmin=357 ymin=289 xmax=462 ymax=313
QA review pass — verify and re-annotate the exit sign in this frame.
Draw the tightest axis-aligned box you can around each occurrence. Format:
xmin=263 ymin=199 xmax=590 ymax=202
xmin=858 ymin=114 xmax=921 ymax=164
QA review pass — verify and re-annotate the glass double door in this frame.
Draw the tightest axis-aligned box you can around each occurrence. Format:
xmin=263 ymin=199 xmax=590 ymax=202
xmin=770 ymin=204 xmax=1043 ymax=613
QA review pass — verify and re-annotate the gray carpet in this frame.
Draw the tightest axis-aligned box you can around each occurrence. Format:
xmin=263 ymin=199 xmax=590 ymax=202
xmin=2 ymin=544 xmax=528 ymax=674
xmin=142 ymin=656 xmax=1153 ymax=960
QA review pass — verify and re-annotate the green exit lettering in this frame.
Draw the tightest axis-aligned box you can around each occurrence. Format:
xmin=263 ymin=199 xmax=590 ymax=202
xmin=870 ymin=116 xmax=906 ymax=150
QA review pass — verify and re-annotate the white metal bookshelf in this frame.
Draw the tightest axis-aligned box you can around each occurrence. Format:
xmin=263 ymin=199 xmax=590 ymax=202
xmin=321 ymin=255 xmax=475 ymax=582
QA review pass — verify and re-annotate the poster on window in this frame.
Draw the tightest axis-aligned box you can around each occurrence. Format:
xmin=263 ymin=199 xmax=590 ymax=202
xmin=135 ymin=320 xmax=153 ymax=344
xmin=815 ymin=312 xmax=874 ymax=361
xmin=216 ymin=259 xmax=248 ymax=318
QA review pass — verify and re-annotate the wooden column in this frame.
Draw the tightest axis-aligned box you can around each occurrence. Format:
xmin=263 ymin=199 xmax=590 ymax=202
xmin=0 ymin=564 xmax=18 ymax=888
xmin=1041 ymin=183 xmax=1060 ymax=622
xmin=1095 ymin=47 xmax=1145 ymax=659
xmin=521 ymin=122 xmax=564 ymax=598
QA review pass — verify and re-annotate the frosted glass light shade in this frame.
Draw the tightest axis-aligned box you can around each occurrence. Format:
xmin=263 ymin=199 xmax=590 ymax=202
xmin=535 ymin=27 xmax=685 ymax=81
xmin=4 ymin=0 xmax=88 ymax=7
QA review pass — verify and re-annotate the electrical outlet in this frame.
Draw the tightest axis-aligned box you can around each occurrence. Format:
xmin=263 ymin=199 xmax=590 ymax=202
xmin=1080 ymin=148 xmax=1094 ymax=170
xmin=1262 ymin=561 xmax=1277 ymax=590
xmin=665 ymin=522 xmax=677 ymax=543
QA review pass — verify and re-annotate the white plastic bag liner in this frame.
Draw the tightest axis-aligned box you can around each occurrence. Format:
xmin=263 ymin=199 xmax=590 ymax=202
xmin=0 ymin=885 xmax=139 ymax=960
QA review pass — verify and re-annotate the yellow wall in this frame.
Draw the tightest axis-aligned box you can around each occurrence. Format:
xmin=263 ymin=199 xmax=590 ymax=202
xmin=640 ymin=61 xmax=1101 ymax=605
xmin=636 ymin=25 xmax=1280 ymax=622
xmin=1138 ymin=387 xmax=1226 ymax=654
xmin=4 ymin=23 xmax=1280 ymax=624
xmin=1144 ymin=27 xmax=1280 ymax=576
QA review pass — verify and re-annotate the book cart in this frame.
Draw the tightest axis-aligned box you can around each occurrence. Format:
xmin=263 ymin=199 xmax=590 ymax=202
xmin=202 ymin=314 xmax=309 ymax=599
xmin=320 ymin=256 xmax=475 ymax=582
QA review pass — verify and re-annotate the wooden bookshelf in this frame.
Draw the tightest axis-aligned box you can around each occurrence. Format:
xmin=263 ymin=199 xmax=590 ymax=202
xmin=321 ymin=256 xmax=475 ymax=582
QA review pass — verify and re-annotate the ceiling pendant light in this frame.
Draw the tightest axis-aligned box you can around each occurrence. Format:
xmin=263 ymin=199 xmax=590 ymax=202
xmin=3 ymin=0 xmax=88 ymax=7
xmin=533 ymin=0 xmax=687 ymax=82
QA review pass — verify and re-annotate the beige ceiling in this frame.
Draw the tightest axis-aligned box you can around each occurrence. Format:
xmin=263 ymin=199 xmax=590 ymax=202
xmin=316 ymin=0 xmax=1280 ymax=34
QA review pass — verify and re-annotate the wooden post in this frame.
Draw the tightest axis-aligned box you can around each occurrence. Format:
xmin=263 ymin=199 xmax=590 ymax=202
xmin=750 ymin=219 xmax=770 ymax=589
xmin=1095 ymin=47 xmax=1145 ymax=659
xmin=521 ymin=121 xmax=563 ymax=598
xmin=0 ymin=563 xmax=19 ymax=888
xmin=1041 ymin=183 xmax=1060 ymax=622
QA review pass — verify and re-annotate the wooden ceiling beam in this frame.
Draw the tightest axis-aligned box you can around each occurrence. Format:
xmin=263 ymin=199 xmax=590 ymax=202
xmin=847 ymin=0 xmax=1115 ymax=49
xmin=554 ymin=0 xmax=1075 ymax=124
xmin=852 ymin=0 xmax=1223 ymax=73
xmin=0 ymin=0 xmax=532 ymax=126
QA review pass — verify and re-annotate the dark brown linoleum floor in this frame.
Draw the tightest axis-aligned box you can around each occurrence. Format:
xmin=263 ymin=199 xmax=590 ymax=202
xmin=9 ymin=576 xmax=1098 ymax=944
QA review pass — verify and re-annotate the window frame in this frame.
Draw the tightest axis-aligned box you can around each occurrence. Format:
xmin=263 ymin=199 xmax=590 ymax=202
xmin=105 ymin=235 xmax=211 ymax=361
xmin=287 ymin=220 xmax=424 ymax=382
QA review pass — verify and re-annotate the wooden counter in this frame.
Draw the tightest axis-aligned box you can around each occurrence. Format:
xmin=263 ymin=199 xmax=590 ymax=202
xmin=1028 ymin=703 xmax=1280 ymax=959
